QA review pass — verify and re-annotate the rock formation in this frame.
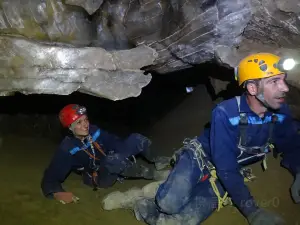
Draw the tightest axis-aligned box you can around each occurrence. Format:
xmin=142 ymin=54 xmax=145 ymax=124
xmin=0 ymin=0 xmax=299 ymax=101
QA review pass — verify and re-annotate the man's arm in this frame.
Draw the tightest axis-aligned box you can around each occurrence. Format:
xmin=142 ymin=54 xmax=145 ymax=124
xmin=210 ymin=106 xmax=259 ymax=217
xmin=274 ymin=105 xmax=300 ymax=176
xmin=41 ymin=147 xmax=73 ymax=198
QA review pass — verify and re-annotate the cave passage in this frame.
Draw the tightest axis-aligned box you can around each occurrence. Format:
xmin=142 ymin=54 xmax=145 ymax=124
xmin=0 ymin=62 xmax=237 ymax=138
xmin=2 ymin=63 xmax=299 ymax=225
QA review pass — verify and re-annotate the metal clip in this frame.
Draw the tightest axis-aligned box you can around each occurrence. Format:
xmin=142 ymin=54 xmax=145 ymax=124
xmin=240 ymin=167 xmax=256 ymax=182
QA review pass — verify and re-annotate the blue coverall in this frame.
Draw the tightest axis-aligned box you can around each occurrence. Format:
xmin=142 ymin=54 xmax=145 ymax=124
xmin=41 ymin=124 xmax=152 ymax=198
xmin=135 ymin=93 xmax=300 ymax=224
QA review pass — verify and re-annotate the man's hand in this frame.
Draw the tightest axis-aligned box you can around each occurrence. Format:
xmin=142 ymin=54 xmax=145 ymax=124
xmin=291 ymin=173 xmax=300 ymax=203
xmin=247 ymin=208 xmax=285 ymax=225
xmin=53 ymin=192 xmax=79 ymax=204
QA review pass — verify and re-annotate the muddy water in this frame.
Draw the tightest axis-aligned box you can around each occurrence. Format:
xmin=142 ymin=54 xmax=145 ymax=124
xmin=0 ymin=86 xmax=299 ymax=225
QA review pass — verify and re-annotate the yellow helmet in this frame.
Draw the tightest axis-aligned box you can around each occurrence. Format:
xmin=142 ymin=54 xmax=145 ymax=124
xmin=235 ymin=53 xmax=295 ymax=86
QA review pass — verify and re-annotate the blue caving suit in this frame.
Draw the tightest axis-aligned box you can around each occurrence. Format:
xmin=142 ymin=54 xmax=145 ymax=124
xmin=135 ymin=93 xmax=300 ymax=224
xmin=41 ymin=124 xmax=154 ymax=198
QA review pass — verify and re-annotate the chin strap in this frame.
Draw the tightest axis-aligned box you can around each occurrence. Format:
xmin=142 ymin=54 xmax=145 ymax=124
xmin=248 ymin=80 xmax=271 ymax=109
xmin=255 ymin=89 xmax=272 ymax=109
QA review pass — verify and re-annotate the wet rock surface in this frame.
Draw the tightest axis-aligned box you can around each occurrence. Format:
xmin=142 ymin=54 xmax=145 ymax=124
xmin=0 ymin=0 xmax=299 ymax=100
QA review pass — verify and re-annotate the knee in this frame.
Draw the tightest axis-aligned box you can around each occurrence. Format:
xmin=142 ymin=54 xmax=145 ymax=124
xmin=128 ymin=133 xmax=148 ymax=143
xmin=173 ymin=148 xmax=194 ymax=164
xmin=127 ymin=133 xmax=151 ymax=153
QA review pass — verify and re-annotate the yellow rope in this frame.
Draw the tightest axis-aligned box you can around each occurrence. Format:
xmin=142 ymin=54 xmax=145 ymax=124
xmin=208 ymin=168 xmax=256 ymax=211
xmin=173 ymin=138 xmax=265 ymax=212
xmin=209 ymin=169 xmax=231 ymax=211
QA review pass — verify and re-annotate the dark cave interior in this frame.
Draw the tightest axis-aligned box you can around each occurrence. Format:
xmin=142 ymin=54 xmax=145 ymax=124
xmin=0 ymin=62 xmax=238 ymax=138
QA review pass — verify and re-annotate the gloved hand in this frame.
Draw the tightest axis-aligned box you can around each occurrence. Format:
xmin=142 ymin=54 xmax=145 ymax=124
xmin=291 ymin=173 xmax=300 ymax=203
xmin=53 ymin=192 xmax=79 ymax=204
xmin=247 ymin=208 xmax=285 ymax=225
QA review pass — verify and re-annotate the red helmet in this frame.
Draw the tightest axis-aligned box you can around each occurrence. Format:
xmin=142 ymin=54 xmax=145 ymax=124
xmin=59 ymin=104 xmax=87 ymax=128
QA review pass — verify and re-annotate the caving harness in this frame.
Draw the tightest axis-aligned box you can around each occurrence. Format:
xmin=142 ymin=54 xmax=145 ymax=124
xmin=70 ymin=132 xmax=140 ymax=191
xmin=173 ymin=138 xmax=231 ymax=211
xmin=235 ymin=96 xmax=278 ymax=171
xmin=172 ymin=96 xmax=279 ymax=211
xmin=69 ymin=131 xmax=107 ymax=191
xmin=81 ymin=135 xmax=107 ymax=191
xmin=173 ymin=138 xmax=232 ymax=211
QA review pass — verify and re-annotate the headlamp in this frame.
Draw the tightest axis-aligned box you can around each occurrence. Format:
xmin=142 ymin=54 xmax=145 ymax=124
xmin=277 ymin=57 xmax=296 ymax=71
xmin=185 ymin=87 xmax=194 ymax=93
xmin=76 ymin=106 xmax=87 ymax=115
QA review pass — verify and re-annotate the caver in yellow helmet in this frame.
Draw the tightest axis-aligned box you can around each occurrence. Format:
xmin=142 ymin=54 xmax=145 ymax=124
xmin=235 ymin=53 xmax=296 ymax=86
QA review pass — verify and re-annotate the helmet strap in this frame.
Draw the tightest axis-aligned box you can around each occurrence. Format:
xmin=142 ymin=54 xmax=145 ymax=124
xmin=246 ymin=79 xmax=271 ymax=109
xmin=255 ymin=87 xmax=271 ymax=109
xmin=69 ymin=122 xmax=79 ymax=138
xmin=69 ymin=121 xmax=77 ymax=132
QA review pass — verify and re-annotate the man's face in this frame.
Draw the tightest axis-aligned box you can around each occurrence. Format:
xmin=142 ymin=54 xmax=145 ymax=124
xmin=258 ymin=74 xmax=289 ymax=110
xmin=70 ymin=115 xmax=89 ymax=137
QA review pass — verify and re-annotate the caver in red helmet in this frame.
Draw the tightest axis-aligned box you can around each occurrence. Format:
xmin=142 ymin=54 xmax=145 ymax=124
xmin=59 ymin=104 xmax=87 ymax=128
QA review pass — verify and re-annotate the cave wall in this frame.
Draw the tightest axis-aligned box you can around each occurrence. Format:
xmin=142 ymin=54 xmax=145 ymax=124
xmin=147 ymin=85 xmax=215 ymax=154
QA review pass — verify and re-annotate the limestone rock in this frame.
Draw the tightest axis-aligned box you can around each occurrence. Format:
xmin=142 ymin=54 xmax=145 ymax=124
xmin=0 ymin=0 xmax=300 ymax=100
xmin=0 ymin=36 xmax=157 ymax=100
xmin=65 ymin=0 xmax=104 ymax=15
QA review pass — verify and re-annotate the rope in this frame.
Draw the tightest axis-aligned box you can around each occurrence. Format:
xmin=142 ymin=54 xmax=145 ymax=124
xmin=208 ymin=168 xmax=255 ymax=211
xmin=177 ymin=138 xmax=257 ymax=212
xmin=209 ymin=169 xmax=231 ymax=211
xmin=182 ymin=138 xmax=207 ymax=176
xmin=182 ymin=138 xmax=231 ymax=211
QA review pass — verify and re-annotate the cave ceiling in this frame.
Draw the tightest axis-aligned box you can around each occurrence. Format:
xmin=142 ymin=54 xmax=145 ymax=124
xmin=0 ymin=0 xmax=300 ymax=100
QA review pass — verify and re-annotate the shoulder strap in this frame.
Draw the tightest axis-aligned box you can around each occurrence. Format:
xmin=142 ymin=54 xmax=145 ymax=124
xmin=235 ymin=96 xmax=241 ymax=113
xmin=236 ymin=94 xmax=278 ymax=154
xmin=236 ymin=96 xmax=248 ymax=146
xmin=268 ymin=114 xmax=278 ymax=142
